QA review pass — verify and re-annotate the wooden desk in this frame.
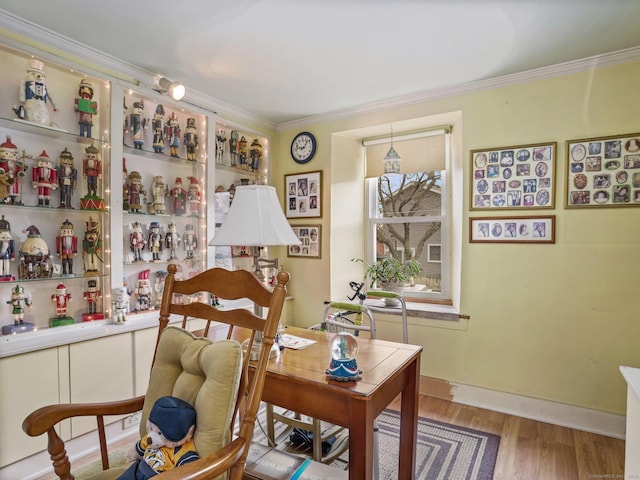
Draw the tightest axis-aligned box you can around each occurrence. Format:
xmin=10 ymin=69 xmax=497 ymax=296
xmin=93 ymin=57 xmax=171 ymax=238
xmin=216 ymin=326 xmax=422 ymax=480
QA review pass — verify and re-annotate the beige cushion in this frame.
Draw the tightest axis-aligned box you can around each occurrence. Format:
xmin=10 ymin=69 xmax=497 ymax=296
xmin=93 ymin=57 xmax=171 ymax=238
xmin=83 ymin=326 xmax=242 ymax=480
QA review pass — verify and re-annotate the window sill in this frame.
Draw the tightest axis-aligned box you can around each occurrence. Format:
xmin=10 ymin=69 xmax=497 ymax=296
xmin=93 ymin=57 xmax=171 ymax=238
xmin=364 ymin=299 xmax=466 ymax=322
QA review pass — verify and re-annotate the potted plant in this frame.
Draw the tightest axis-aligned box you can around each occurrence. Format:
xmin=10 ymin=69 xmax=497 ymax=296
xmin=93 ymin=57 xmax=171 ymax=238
xmin=352 ymin=256 xmax=421 ymax=297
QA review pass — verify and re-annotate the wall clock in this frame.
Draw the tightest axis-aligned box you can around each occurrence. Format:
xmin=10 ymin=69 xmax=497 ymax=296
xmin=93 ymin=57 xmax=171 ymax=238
xmin=291 ymin=131 xmax=317 ymax=164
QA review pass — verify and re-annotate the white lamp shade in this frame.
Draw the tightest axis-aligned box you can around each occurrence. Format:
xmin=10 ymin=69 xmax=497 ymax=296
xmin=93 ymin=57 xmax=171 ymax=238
xmin=209 ymin=185 xmax=301 ymax=246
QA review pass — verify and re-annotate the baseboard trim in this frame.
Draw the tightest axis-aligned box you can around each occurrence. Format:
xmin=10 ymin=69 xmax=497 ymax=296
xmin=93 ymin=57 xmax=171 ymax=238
xmin=420 ymin=376 xmax=626 ymax=439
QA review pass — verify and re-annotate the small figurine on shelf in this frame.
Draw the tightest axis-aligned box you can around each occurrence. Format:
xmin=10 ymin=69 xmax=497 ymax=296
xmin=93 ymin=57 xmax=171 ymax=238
xmin=56 ymin=219 xmax=77 ymax=276
xmin=166 ymin=112 xmax=181 ymax=157
xmin=57 ymin=148 xmax=77 ymax=208
xmin=81 ymin=144 xmax=104 ymax=210
xmin=0 ymin=165 xmax=14 ymax=203
xmin=0 ymin=215 xmax=15 ymax=282
xmin=134 ymin=269 xmax=152 ymax=312
xmin=112 ymin=286 xmax=130 ymax=324
xmin=19 ymin=225 xmax=53 ymax=279
xmin=154 ymin=270 xmax=168 ymax=309
xmin=32 ymin=149 xmax=58 ymax=206
xmin=184 ymin=118 xmax=198 ymax=161
xmin=183 ymin=224 xmax=197 ymax=261
xmin=0 ymin=136 xmax=27 ymax=205
xmin=122 ymin=157 xmax=129 ymax=211
xmin=82 ymin=217 xmax=102 ymax=273
xmin=125 ymin=171 xmax=146 ymax=213
xmin=148 ymin=221 xmax=163 ymax=262
xmin=165 ymin=222 xmax=180 ymax=260
xmin=250 ymin=138 xmax=263 ymax=172
xmin=75 ymin=79 xmax=98 ymax=138
xmin=170 ymin=177 xmax=187 ymax=216
xmin=130 ymin=100 xmax=148 ymax=150
xmin=130 ymin=221 xmax=146 ymax=263
xmin=16 ymin=59 xmax=58 ymax=127
xmin=148 ymin=175 xmax=168 ymax=215
xmin=82 ymin=278 xmax=104 ymax=321
xmin=238 ymin=135 xmax=248 ymax=169
xmin=229 ymin=130 xmax=239 ymax=166
xmin=152 ymin=104 xmax=166 ymax=154
xmin=215 ymin=128 xmax=226 ymax=164
xmin=187 ymin=177 xmax=201 ymax=217
xmin=50 ymin=283 xmax=74 ymax=327
xmin=2 ymin=284 xmax=34 ymax=335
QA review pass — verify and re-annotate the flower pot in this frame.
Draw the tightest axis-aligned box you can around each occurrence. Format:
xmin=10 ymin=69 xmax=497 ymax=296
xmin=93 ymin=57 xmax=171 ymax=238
xmin=378 ymin=281 xmax=403 ymax=306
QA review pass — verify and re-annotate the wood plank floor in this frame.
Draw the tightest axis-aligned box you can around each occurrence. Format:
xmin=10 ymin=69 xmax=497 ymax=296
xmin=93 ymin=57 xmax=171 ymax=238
xmin=33 ymin=394 xmax=625 ymax=480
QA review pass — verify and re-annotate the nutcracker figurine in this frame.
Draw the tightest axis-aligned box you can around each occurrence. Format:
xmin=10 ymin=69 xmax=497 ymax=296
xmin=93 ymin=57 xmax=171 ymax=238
xmin=183 ymin=223 xmax=197 ymax=260
xmin=0 ymin=136 xmax=27 ymax=205
xmin=129 ymin=100 xmax=148 ymax=149
xmin=75 ymin=79 xmax=98 ymax=138
xmin=229 ymin=130 xmax=239 ymax=166
xmin=170 ymin=177 xmax=187 ymax=216
xmin=0 ymin=215 xmax=15 ymax=281
xmin=50 ymin=283 xmax=74 ymax=327
xmin=148 ymin=221 xmax=163 ymax=262
xmin=215 ymin=128 xmax=226 ymax=164
xmin=82 ymin=278 xmax=104 ymax=321
xmin=130 ymin=221 xmax=146 ymax=262
xmin=32 ymin=149 xmax=58 ymax=206
xmin=184 ymin=117 xmax=198 ymax=161
xmin=56 ymin=219 xmax=78 ymax=276
xmin=187 ymin=176 xmax=201 ymax=216
xmin=57 ymin=148 xmax=77 ymax=208
xmin=19 ymin=225 xmax=53 ymax=279
xmin=152 ymin=104 xmax=166 ymax=154
xmin=148 ymin=175 xmax=168 ymax=215
xmin=238 ymin=135 xmax=248 ymax=169
xmin=112 ymin=286 xmax=130 ymax=323
xmin=165 ymin=222 xmax=180 ymax=260
xmin=165 ymin=111 xmax=181 ymax=157
xmin=81 ymin=144 xmax=104 ymax=210
xmin=250 ymin=138 xmax=263 ymax=172
xmin=134 ymin=269 xmax=152 ymax=312
xmin=16 ymin=59 xmax=58 ymax=126
xmin=0 ymin=166 xmax=14 ymax=203
xmin=125 ymin=171 xmax=145 ymax=213
xmin=2 ymin=284 xmax=34 ymax=335
xmin=82 ymin=217 xmax=102 ymax=273
xmin=154 ymin=270 xmax=168 ymax=309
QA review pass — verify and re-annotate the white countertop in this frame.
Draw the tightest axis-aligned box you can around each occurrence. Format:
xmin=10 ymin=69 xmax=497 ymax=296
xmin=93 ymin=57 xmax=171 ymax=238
xmin=620 ymin=365 xmax=640 ymax=399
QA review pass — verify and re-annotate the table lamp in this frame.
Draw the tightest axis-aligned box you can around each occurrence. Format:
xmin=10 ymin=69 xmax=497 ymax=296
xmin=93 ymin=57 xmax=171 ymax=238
xmin=208 ymin=185 xmax=301 ymax=359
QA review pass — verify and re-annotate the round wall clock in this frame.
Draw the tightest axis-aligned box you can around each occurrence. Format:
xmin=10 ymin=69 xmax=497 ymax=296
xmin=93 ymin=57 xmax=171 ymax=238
xmin=291 ymin=131 xmax=317 ymax=164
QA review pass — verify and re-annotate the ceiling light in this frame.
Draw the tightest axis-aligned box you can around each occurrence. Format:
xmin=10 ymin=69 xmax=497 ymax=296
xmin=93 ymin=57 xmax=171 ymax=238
xmin=157 ymin=77 xmax=186 ymax=101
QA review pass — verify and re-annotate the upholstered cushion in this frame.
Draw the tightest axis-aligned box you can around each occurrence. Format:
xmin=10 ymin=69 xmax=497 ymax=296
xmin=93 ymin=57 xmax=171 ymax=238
xmin=82 ymin=326 xmax=242 ymax=480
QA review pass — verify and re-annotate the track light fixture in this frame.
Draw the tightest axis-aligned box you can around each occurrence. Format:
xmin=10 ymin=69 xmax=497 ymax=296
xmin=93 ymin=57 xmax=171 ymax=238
xmin=157 ymin=77 xmax=186 ymax=101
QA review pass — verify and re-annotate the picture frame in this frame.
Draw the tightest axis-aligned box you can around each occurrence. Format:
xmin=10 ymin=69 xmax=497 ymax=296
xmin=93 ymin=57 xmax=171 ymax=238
xmin=470 ymin=142 xmax=556 ymax=210
xmin=565 ymin=132 xmax=640 ymax=208
xmin=285 ymin=170 xmax=322 ymax=218
xmin=287 ymin=225 xmax=321 ymax=258
xmin=469 ymin=216 xmax=555 ymax=244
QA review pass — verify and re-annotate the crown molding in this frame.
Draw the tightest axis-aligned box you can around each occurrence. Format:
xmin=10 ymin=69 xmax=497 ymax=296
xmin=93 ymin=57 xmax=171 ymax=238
xmin=0 ymin=9 xmax=275 ymax=131
xmin=277 ymin=45 xmax=640 ymax=132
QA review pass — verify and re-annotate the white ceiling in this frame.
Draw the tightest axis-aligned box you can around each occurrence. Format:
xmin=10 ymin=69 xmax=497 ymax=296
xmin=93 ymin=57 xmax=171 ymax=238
xmin=2 ymin=0 xmax=640 ymax=126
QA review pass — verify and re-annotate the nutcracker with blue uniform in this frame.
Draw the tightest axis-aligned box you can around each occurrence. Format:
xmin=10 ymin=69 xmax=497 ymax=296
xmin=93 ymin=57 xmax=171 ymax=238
xmin=130 ymin=100 xmax=148 ymax=150
xmin=57 ymin=148 xmax=77 ymax=209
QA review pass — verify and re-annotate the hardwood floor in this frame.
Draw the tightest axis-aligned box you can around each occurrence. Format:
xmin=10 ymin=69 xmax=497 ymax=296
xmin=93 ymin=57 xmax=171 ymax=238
xmin=33 ymin=394 xmax=625 ymax=480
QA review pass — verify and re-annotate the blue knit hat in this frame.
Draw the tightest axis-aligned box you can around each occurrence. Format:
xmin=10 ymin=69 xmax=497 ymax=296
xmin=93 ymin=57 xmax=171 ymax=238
xmin=148 ymin=396 xmax=197 ymax=442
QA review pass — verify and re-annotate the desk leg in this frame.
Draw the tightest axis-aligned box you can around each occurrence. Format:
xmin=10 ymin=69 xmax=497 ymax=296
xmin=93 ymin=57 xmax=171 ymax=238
xmin=347 ymin=399 xmax=374 ymax=480
xmin=398 ymin=357 xmax=420 ymax=479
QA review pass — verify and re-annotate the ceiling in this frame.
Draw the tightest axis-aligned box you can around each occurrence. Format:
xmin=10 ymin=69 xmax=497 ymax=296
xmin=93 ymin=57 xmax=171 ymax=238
xmin=2 ymin=0 xmax=640 ymax=126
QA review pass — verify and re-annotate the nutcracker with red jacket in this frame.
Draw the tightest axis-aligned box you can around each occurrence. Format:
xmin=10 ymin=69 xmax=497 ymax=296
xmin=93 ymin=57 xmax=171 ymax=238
xmin=57 ymin=148 xmax=77 ymax=208
xmin=2 ymin=284 xmax=33 ymax=335
xmin=75 ymin=79 xmax=98 ymax=138
xmin=0 ymin=136 xmax=27 ymax=205
xmin=0 ymin=215 xmax=15 ymax=281
xmin=56 ymin=219 xmax=78 ymax=276
xmin=165 ymin=111 xmax=181 ymax=157
xmin=50 ymin=283 xmax=74 ymax=327
xmin=82 ymin=217 xmax=102 ymax=273
xmin=83 ymin=278 xmax=104 ymax=321
xmin=19 ymin=225 xmax=53 ymax=279
xmin=81 ymin=144 xmax=104 ymax=210
xmin=187 ymin=177 xmax=201 ymax=217
xmin=16 ymin=59 xmax=58 ymax=127
xmin=134 ymin=269 xmax=152 ymax=312
xmin=130 ymin=221 xmax=146 ymax=263
xmin=32 ymin=149 xmax=58 ymax=206
xmin=148 ymin=221 xmax=163 ymax=262
xmin=184 ymin=117 xmax=198 ymax=161
xmin=183 ymin=223 xmax=197 ymax=260
xmin=170 ymin=177 xmax=187 ymax=216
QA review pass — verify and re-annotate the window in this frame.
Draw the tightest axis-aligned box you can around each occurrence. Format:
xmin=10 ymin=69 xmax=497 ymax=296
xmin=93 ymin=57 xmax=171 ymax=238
xmin=364 ymin=128 xmax=451 ymax=303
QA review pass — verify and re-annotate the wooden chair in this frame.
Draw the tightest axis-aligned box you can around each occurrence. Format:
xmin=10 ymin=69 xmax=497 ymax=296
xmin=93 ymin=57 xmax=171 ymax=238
xmin=22 ymin=264 xmax=290 ymax=480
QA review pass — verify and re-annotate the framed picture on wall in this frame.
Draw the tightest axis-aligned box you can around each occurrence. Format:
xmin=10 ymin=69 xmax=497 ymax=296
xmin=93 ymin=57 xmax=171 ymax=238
xmin=285 ymin=170 xmax=322 ymax=218
xmin=470 ymin=142 xmax=557 ymax=210
xmin=469 ymin=216 xmax=555 ymax=243
xmin=565 ymin=132 xmax=640 ymax=208
xmin=287 ymin=225 xmax=321 ymax=258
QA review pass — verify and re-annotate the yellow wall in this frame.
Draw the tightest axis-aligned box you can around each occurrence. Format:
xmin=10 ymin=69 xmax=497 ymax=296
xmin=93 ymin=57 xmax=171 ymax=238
xmin=273 ymin=61 xmax=640 ymax=415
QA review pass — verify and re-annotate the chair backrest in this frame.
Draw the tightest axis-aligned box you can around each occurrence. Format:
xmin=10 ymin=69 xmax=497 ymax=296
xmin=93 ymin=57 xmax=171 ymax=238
xmin=322 ymin=301 xmax=376 ymax=339
xmin=150 ymin=263 xmax=289 ymax=479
